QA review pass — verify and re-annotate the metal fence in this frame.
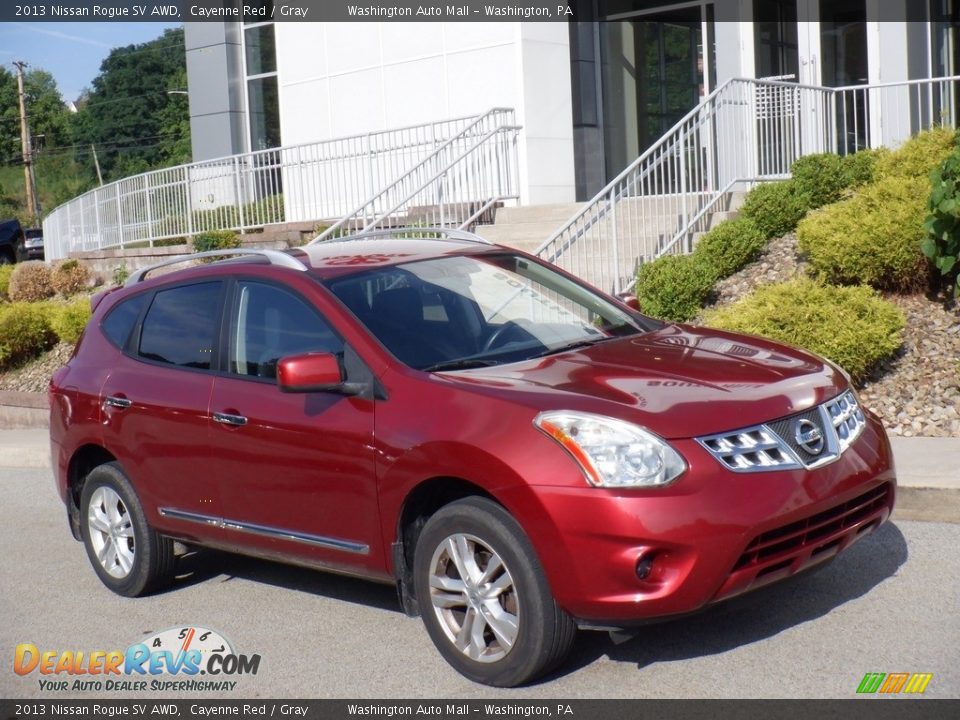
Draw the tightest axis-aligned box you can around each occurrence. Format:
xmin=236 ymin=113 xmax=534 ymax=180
xmin=42 ymin=109 xmax=517 ymax=261
xmin=313 ymin=109 xmax=520 ymax=240
xmin=539 ymin=75 xmax=960 ymax=295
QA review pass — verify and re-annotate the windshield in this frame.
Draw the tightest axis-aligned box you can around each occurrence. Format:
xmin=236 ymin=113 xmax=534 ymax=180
xmin=325 ymin=252 xmax=652 ymax=371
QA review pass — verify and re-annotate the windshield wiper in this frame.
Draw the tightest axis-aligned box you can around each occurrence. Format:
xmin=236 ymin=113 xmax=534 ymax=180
xmin=533 ymin=337 xmax=612 ymax=358
xmin=423 ymin=358 xmax=498 ymax=373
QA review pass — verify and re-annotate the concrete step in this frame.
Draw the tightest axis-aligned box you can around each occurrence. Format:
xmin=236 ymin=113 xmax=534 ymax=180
xmin=493 ymin=203 xmax=586 ymax=225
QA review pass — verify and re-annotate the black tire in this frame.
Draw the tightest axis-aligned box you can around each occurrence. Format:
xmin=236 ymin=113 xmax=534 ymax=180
xmin=413 ymin=497 xmax=576 ymax=687
xmin=79 ymin=462 xmax=175 ymax=597
xmin=0 ymin=250 xmax=13 ymax=265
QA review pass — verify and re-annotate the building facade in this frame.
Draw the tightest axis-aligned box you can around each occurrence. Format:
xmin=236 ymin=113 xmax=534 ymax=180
xmin=185 ymin=0 xmax=959 ymax=205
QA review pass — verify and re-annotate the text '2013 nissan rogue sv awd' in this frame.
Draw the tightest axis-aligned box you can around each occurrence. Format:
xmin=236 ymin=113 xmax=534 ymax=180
xmin=50 ymin=230 xmax=895 ymax=687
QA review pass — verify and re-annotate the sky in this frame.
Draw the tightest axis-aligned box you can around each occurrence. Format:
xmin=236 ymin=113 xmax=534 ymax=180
xmin=0 ymin=22 xmax=181 ymax=104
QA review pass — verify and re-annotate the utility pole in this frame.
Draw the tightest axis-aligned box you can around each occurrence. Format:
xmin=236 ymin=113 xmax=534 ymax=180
xmin=13 ymin=61 xmax=41 ymax=226
xmin=91 ymin=145 xmax=104 ymax=186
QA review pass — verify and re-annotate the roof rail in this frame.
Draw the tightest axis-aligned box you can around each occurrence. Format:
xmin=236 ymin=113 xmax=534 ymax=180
xmin=308 ymin=226 xmax=493 ymax=246
xmin=125 ymin=249 xmax=309 ymax=286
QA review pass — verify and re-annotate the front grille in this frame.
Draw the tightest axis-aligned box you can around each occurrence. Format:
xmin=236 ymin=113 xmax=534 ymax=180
xmin=696 ymin=390 xmax=868 ymax=473
xmin=734 ymin=483 xmax=890 ymax=571
xmin=713 ymin=483 xmax=892 ymax=602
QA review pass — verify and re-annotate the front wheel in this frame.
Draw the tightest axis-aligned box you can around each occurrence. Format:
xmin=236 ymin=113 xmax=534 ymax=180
xmin=413 ymin=497 xmax=576 ymax=687
xmin=79 ymin=463 xmax=175 ymax=597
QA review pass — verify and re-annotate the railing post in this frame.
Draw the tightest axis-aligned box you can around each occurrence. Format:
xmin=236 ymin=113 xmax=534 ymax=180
xmin=609 ymin=189 xmax=620 ymax=294
xmin=679 ymin=130 xmax=689 ymax=252
xmin=233 ymin=156 xmax=245 ymax=232
xmin=115 ymin=183 xmax=125 ymax=250
xmin=144 ymin=175 xmax=154 ymax=248
xmin=185 ymin=166 xmax=194 ymax=239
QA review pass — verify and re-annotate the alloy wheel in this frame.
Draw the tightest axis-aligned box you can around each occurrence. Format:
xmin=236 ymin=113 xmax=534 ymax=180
xmin=428 ymin=533 xmax=519 ymax=663
xmin=87 ymin=485 xmax=136 ymax=579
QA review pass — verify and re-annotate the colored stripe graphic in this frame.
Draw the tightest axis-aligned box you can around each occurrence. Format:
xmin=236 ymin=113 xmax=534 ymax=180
xmin=880 ymin=673 xmax=910 ymax=693
xmin=857 ymin=673 xmax=886 ymax=693
xmin=903 ymin=673 xmax=934 ymax=694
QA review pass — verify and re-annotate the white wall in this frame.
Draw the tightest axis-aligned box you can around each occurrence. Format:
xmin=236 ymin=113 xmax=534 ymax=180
xmin=273 ymin=22 xmax=576 ymax=206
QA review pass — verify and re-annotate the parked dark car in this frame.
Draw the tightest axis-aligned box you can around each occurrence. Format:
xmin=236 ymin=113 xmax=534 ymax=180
xmin=22 ymin=227 xmax=44 ymax=261
xmin=0 ymin=218 xmax=27 ymax=263
xmin=49 ymin=229 xmax=896 ymax=687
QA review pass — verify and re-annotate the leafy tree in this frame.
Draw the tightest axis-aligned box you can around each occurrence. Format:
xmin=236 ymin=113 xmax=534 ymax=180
xmin=70 ymin=27 xmax=190 ymax=180
xmin=0 ymin=66 xmax=72 ymax=165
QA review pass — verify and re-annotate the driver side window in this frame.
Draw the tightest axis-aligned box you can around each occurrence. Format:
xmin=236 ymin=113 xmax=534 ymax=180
xmin=229 ymin=281 xmax=343 ymax=380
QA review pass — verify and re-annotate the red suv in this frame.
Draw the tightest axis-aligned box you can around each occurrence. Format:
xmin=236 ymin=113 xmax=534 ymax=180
xmin=50 ymin=230 xmax=895 ymax=687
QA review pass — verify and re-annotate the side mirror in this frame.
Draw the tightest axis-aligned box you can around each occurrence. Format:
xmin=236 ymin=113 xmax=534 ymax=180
xmin=277 ymin=353 xmax=344 ymax=393
xmin=617 ymin=292 xmax=642 ymax=312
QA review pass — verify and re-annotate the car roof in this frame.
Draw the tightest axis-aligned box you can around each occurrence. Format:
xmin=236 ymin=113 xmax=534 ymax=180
xmin=294 ymin=237 xmax=500 ymax=280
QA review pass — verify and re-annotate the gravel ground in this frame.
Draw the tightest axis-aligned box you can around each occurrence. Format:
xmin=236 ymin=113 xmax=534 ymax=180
xmin=0 ymin=342 xmax=73 ymax=393
xmin=699 ymin=233 xmax=960 ymax=438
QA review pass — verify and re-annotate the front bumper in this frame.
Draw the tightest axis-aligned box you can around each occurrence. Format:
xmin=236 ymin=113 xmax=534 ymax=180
xmin=525 ymin=414 xmax=895 ymax=624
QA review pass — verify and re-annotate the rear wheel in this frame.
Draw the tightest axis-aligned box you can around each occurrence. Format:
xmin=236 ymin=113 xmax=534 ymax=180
xmin=413 ymin=497 xmax=576 ymax=687
xmin=79 ymin=463 xmax=174 ymax=597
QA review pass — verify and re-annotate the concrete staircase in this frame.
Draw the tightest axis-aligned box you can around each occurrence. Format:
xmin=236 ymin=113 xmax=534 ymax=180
xmin=473 ymin=203 xmax=587 ymax=254
xmin=473 ymin=191 xmax=748 ymax=263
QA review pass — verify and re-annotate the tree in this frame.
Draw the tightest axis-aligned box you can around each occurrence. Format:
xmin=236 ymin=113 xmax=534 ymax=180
xmin=70 ymin=27 xmax=190 ymax=180
xmin=0 ymin=66 xmax=71 ymax=165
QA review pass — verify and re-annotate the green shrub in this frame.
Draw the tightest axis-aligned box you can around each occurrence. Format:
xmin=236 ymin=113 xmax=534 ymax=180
xmin=0 ymin=303 xmax=57 ymax=370
xmin=874 ymin=126 xmax=957 ymax=180
xmin=841 ymin=147 xmax=887 ymax=189
xmin=798 ymin=174 xmax=929 ymax=291
xmin=50 ymin=259 xmax=91 ymax=296
xmin=8 ymin=261 xmax=54 ymax=302
xmin=47 ymin=299 xmax=92 ymax=344
xmin=635 ymin=254 xmax=717 ymax=322
xmin=923 ymin=145 xmax=960 ymax=296
xmin=693 ymin=217 xmax=767 ymax=278
xmin=702 ymin=279 xmax=905 ymax=384
xmin=0 ymin=264 xmax=13 ymax=300
xmin=192 ymin=230 xmax=241 ymax=254
xmin=112 ymin=263 xmax=129 ymax=287
xmin=739 ymin=180 xmax=810 ymax=239
xmin=790 ymin=153 xmax=847 ymax=209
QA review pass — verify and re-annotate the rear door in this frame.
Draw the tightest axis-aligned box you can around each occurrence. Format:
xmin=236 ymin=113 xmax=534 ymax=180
xmin=207 ymin=279 xmax=383 ymax=575
xmin=100 ymin=280 xmax=225 ymax=540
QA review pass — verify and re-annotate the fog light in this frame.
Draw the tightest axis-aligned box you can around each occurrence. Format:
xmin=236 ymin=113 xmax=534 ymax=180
xmin=635 ymin=553 xmax=656 ymax=581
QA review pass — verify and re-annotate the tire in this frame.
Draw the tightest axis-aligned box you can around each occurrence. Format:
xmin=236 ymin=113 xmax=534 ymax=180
xmin=79 ymin=462 xmax=175 ymax=597
xmin=413 ymin=497 xmax=576 ymax=687
xmin=0 ymin=251 xmax=13 ymax=265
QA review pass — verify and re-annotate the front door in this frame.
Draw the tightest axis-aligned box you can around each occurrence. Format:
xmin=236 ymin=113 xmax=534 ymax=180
xmin=207 ymin=279 xmax=383 ymax=576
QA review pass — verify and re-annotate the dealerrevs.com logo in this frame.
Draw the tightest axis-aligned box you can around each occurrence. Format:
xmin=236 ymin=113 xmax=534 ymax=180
xmin=14 ymin=626 xmax=261 ymax=692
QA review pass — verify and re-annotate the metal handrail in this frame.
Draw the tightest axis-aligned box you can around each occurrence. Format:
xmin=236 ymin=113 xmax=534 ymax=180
xmin=313 ymin=115 xmax=521 ymax=242
xmin=126 ymin=249 xmax=308 ymax=285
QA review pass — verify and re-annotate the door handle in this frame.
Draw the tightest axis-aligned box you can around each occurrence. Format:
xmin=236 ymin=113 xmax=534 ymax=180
xmin=104 ymin=396 xmax=132 ymax=410
xmin=213 ymin=412 xmax=247 ymax=427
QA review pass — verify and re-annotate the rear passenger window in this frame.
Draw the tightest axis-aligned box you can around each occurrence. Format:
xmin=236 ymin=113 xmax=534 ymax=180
xmin=101 ymin=293 xmax=148 ymax=349
xmin=138 ymin=283 xmax=221 ymax=370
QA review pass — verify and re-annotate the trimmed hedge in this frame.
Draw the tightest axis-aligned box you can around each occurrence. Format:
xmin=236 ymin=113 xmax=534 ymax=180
xmin=875 ymin=126 xmax=957 ymax=180
xmin=841 ymin=147 xmax=887 ymax=189
xmin=692 ymin=217 xmax=766 ymax=278
xmin=791 ymin=153 xmax=847 ymax=209
xmin=738 ymin=179 xmax=810 ymax=239
xmin=8 ymin=261 xmax=54 ymax=302
xmin=702 ymin=279 xmax=905 ymax=384
xmin=47 ymin=300 xmax=92 ymax=345
xmin=797 ymin=174 xmax=929 ymax=291
xmin=636 ymin=254 xmax=716 ymax=323
xmin=0 ymin=264 xmax=12 ymax=301
xmin=51 ymin=259 xmax=91 ymax=296
xmin=0 ymin=303 xmax=57 ymax=370
xmin=923 ymin=143 xmax=960 ymax=296
xmin=192 ymin=230 xmax=241 ymax=254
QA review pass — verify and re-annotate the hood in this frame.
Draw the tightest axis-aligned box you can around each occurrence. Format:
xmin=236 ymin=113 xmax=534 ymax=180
xmin=440 ymin=324 xmax=849 ymax=439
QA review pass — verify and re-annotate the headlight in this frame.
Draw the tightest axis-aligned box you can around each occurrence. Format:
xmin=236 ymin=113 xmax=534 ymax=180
xmin=534 ymin=410 xmax=686 ymax=488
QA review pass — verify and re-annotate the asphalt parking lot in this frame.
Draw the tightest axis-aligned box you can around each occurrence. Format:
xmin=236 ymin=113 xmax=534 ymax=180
xmin=1 ymin=466 xmax=957 ymax=700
